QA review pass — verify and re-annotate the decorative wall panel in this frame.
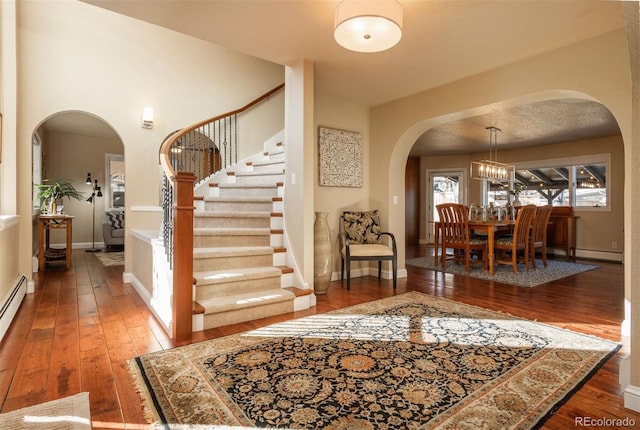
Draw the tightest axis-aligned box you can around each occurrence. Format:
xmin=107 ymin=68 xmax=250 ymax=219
xmin=318 ymin=127 xmax=362 ymax=187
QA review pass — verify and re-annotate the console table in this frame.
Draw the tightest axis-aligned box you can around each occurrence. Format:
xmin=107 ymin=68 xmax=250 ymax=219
xmin=38 ymin=215 xmax=74 ymax=270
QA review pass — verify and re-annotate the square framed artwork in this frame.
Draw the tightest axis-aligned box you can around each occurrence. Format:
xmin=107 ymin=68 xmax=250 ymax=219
xmin=318 ymin=126 xmax=362 ymax=187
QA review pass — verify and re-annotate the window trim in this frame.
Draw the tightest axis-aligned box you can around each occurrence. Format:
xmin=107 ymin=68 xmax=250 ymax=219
xmin=104 ymin=153 xmax=124 ymax=210
xmin=513 ymin=153 xmax=611 ymax=212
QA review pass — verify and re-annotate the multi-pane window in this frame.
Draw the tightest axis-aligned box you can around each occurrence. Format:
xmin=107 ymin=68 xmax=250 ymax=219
xmin=487 ymin=155 xmax=609 ymax=210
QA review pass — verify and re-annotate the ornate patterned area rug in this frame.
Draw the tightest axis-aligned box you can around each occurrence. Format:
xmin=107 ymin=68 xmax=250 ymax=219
xmin=129 ymin=292 xmax=618 ymax=429
xmin=94 ymin=251 xmax=124 ymax=267
xmin=406 ymin=257 xmax=598 ymax=287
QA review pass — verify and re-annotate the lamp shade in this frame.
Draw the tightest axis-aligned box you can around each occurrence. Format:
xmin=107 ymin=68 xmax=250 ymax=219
xmin=334 ymin=0 xmax=403 ymax=53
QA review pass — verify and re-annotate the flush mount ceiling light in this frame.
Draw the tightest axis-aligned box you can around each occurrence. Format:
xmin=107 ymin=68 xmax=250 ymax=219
xmin=334 ymin=0 xmax=403 ymax=53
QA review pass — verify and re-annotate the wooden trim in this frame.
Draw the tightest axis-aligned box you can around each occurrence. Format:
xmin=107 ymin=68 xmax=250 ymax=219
xmin=172 ymin=172 xmax=196 ymax=341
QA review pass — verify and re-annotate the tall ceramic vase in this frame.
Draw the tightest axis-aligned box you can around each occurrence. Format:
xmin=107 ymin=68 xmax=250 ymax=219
xmin=313 ymin=212 xmax=332 ymax=295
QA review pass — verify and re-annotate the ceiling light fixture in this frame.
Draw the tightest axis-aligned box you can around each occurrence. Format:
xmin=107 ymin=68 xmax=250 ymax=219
xmin=471 ymin=126 xmax=515 ymax=183
xmin=334 ymin=0 xmax=403 ymax=53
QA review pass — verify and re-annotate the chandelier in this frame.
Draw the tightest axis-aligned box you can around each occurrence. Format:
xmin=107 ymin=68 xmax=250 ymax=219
xmin=334 ymin=0 xmax=403 ymax=53
xmin=471 ymin=126 xmax=515 ymax=183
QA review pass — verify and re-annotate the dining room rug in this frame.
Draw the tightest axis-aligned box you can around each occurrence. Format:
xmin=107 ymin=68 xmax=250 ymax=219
xmin=128 ymin=291 xmax=618 ymax=429
xmin=0 ymin=392 xmax=91 ymax=430
xmin=94 ymin=251 xmax=124 ymax=267
xmin=406 ymin=256 xmax=598 ymax=287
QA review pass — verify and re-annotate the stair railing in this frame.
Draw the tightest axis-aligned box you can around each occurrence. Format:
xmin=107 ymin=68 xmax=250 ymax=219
xmin=159 ymin=83 xmax=284 ymax=340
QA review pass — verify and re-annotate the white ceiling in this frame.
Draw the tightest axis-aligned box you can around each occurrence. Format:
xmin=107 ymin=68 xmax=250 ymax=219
xmin=72 ymin=0 xmax=625 ymax=153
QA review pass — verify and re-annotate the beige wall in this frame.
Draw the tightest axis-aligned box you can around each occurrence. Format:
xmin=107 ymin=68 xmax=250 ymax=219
xmin=40 ymin=130 xmax=123 ymax=246
xmin=0 ymin=219 xmax=20 ymax=300
xmin=418 ymin=136 xmax=624 ymax=257
xmin=314 ymin=93 xmax=371 ymax=278
xmin=15 ymin=0 xmax=284 ymax=278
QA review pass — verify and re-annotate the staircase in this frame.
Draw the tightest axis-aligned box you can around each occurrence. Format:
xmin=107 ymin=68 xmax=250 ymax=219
xmin=191 ymin=140 xmax=313 ymax=330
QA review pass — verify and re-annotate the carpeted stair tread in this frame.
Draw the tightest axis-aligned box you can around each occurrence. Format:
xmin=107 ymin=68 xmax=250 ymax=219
xmin=234 ymin=170 xmax=284 ymax=177
xmin=217 ymin=183 xmax=278 ymax=189
xmin=203 ymin=196 xmax=275 ymax=203
xmin=194 ymin=227 xmax=271 ymax=236
xmin=198 ymin=288 xmax=295 ymax=314
xmin=194 ymin=246 xmax=274 ymax=258
xmin=194 ymin=266 xmax=283 ymax=286
xmin=195 ymin=211 xmax=271 ymax=218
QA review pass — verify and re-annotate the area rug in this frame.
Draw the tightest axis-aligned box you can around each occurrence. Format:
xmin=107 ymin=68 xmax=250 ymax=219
xmin=406 ymin=256 xmax=598 ymax=287
xmin=0 ymin=392 xmax=91 ymax=429
xmin=128 ymin=292 xmax=619 ymax=429
xmin=94 ymin=251 xmax=124 ymax=267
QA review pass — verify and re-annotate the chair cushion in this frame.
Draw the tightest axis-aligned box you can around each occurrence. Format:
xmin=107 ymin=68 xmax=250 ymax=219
xmin=344 ymin=244 xmax=394 ymax=257
xmin=495 ymin=236 xmax=514 ymax=246
xmin=343 ymin=210 xmax=381 ymax=244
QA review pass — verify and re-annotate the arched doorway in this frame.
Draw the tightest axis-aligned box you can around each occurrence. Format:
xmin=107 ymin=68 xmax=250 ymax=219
xmin=33 ymin=111 xmax=124 ymax=256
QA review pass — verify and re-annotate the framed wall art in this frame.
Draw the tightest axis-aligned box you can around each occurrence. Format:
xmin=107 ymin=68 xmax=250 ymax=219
xmin=318 ymin=126 xmax=362 ymax=187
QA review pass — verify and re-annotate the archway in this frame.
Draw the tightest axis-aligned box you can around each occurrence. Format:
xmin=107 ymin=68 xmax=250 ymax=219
xmin=33 ymin=111 xmax=124 ymax=256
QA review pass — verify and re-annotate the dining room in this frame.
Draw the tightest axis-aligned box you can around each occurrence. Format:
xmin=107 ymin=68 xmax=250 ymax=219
xmin=404 ymin=99 xmax=624 ymax=269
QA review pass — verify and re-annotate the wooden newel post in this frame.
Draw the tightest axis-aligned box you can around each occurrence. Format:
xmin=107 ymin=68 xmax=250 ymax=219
xmin=172 ymin=171 xmax=196 ymax=341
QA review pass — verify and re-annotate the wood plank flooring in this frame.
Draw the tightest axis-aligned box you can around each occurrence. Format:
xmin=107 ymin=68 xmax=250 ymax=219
xmin=0 ymin=247 xmax=638 ymax=429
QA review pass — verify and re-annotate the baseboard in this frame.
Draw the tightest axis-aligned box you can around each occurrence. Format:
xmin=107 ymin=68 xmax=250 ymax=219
xmin=573 ymin=249 xmax=623 ymax=262
xmin=331 ymin=267 xmax=408 ymax=282
xmin=124 ymin=271 xmax=171 ymax=336
xmin=624 ymin=384 xmax=640 ymax=413
xmin=0 ymin=275 xmax=27 ymax=343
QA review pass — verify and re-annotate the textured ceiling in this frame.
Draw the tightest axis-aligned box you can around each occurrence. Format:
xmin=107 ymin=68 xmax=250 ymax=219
xmin=71 ymin=0 xmax=625 ymax=153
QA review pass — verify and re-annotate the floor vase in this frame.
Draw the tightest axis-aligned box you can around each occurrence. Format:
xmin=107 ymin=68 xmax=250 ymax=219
xmin=314 ymin=212 xmax=332 ymax=294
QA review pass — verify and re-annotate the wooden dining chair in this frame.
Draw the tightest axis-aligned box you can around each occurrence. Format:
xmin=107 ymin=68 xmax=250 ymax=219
xmin=529 ymin=205 xmax=553 ymax=269
xmin=436 ymin=203 xmax=487 ymax=272
xmin=494 ymin=205 xmax=537 ymax=273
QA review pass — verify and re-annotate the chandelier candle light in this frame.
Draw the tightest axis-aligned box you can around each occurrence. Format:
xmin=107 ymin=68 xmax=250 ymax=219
xmin=471 ymin=126 xmax=515 ymax=183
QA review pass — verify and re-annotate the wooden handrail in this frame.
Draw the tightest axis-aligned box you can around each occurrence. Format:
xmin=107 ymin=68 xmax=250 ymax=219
xmin=159 ymin=83 xmax=284 ymax=181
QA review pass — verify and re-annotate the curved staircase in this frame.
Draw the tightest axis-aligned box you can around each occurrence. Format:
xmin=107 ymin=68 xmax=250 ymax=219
xmin=191 ymin=141 xmax=313 ymax=330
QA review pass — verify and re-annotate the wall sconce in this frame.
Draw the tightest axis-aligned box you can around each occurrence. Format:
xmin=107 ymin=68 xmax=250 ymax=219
xmin=141 ymin=107 xmax=154 ymax=129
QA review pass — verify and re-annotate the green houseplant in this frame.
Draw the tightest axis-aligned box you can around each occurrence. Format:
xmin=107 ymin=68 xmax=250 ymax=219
xmin=35 ymin=178 xmax=84 ymax=214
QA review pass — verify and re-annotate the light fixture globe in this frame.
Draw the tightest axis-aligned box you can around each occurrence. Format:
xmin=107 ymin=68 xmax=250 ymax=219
xmin=334 ymin=0 xmax=403 ymax=53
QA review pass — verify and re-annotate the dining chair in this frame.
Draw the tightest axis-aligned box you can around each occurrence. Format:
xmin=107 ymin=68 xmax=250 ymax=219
xmin=529 ymin=205 xmax=553 ymax=269
xmin=436 ymin=203 xmax=487 ymax=272
xmin=340 ymin=210 xmax=397 ymax=291
xmin=494 ymin=205 xmax=537 ymax=273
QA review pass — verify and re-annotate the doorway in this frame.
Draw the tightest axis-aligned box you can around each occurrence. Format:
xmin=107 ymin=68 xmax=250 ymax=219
xmin=426 ymin=170 xmax=466 ymax=244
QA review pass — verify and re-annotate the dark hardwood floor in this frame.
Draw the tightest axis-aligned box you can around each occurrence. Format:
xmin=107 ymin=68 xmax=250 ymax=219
xmin=0 ymin=247 xmax=637 ymax=429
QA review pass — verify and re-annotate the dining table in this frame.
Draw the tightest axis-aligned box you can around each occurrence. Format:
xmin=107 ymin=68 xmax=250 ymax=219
xmin=468 ymin=220 xmax=515 ymax=275
xmin=434 ymin=218 xmax=515 ymax=276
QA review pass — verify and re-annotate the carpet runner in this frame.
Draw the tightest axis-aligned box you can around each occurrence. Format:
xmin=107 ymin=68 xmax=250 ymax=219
xmin=129 ymin=291 xmax=618 ymax=429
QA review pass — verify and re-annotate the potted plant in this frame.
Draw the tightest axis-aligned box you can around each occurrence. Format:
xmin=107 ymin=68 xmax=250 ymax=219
xmin=35 ymin=178 xmax=84 ymax=214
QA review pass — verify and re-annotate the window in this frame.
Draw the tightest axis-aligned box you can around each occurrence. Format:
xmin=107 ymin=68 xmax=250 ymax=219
xmin=105 ymin=154 xmax=124 ymax=209
xmin=487 ymin=154 xmax=609 ymax=210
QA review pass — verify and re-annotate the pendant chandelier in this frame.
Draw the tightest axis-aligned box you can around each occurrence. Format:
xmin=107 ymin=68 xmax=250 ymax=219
xmin=471 ymin=126 xmax=515 ymax=183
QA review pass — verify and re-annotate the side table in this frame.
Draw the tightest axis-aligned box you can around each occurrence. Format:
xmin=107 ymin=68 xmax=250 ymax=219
xmin=38 ymin=214 xmax=74 ymax=270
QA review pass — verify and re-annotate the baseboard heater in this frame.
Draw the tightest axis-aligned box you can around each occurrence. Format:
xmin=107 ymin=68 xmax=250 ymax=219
xmin=0 ymin=275 xmax=27 ymax=343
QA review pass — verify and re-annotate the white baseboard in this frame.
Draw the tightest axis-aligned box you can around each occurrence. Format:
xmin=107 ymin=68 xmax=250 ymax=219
xmin=331 ymin=267 xmax=408 ymax=282
xmin=123 ymin=271 xmax=171 ymax=336
xmin=624 ymin=384 xmax=640 ymax=413
xmin=0 ymin=275 xmax=27 ymax=343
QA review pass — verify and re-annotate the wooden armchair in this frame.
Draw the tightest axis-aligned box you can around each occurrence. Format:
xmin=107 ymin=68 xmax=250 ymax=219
xmin=340 ymin=210 xmax=397 ymax=291
xmin=529 ymin=205 xmax=553 ymax=269
xmin=437 ymin=203 xmax=487 ymax=272
xmin=495 ymin=205 xmax=537 ymax=273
